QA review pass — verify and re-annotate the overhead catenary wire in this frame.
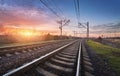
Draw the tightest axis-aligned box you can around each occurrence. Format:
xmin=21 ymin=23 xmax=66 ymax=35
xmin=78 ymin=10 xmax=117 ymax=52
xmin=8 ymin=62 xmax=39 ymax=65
xmin=39 ymin=0 xmax=70 ymax=37
xmin=74 ymin=0 xmax=86 ymax=28
xmin=74 ymin=0 xmax=79 ymax=22
xmin=74 ymin=0 xmax=80 ymax=23
xmin=39 ymin=0 xmax=66 ymax=19
xmin=39 ymin=0 xmax=61 ymax=19
xmin=48 ymin=0 xmax=65 ymax=19
xmin=77 ymin=0 xmax=80 ymax=21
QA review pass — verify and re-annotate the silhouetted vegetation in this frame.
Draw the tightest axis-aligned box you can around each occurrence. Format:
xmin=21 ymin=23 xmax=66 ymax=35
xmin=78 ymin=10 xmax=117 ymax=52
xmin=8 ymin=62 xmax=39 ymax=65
xmin=0 ymin=33 xmax=80 ymax=46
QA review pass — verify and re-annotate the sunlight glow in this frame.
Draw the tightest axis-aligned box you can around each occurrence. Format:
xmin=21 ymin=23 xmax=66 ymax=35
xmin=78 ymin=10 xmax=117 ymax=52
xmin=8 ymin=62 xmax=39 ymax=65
xmin=20 ymin=30 xmax=34 ymax=37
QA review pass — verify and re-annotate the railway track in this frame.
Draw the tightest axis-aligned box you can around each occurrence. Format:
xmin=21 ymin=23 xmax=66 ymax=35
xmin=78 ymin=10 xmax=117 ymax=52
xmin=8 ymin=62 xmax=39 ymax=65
xmin=2 ymin=40 xmax=94 ymax=76
xmin=0 ymin=40 xmax=72 ymax=57
xmin=0 ymin=40 xmax=75 ymax=75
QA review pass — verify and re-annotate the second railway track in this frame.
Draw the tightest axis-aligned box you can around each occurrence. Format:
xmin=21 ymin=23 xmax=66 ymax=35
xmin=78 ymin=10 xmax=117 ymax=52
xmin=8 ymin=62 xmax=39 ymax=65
xmin=3 ymin=40 xmax=94 ymax=76
xmin=0 ymin=40 xmax=72 ymax=57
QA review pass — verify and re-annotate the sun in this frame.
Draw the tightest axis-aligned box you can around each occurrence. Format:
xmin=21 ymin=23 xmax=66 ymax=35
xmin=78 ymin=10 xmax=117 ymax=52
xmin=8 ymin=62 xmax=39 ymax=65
xmin=20 ymin=30 xmax=34 ymax=37
xmin=23 ymin=31 xmax=33 ymax=36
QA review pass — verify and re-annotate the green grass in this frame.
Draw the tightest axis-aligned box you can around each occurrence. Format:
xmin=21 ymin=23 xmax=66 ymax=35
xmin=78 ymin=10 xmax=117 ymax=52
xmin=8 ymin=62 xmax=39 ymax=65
xmin=87 ymin=40 xmax=120 ymax=74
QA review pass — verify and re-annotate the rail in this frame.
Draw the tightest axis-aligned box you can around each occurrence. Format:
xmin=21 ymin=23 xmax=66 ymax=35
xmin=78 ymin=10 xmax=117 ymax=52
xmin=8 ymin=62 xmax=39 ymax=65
xmin=3 ymin=41 xmax=76 ymax=76
xmin=76 ymin=41 xmax=82 ymax=76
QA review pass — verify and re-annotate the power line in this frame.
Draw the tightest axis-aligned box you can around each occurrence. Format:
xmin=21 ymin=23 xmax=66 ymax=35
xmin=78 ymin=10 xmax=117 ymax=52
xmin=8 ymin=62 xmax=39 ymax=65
xmin=74 ymin=0 xmax=80 ymax=22
xmin=39 ymin=0 xmax=61 ymax=19
xmin=74 ymin=0 xmax=78 ymax=22
xmin=73 ymin=0 xmax=90 ymax=39
xmin=77 ymin=0 xmax=80 ymax=21
xmin=48 ymin=0 xmax=65 ymax=19
xmin=39 ymin=0 xmax=70 ymax=37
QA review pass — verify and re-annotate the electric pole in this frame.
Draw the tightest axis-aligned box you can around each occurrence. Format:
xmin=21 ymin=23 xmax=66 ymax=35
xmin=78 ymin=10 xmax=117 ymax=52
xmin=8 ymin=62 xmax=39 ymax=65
xmin=74 ymin=31 xmax=75 ymax=37
xmin=57 ymin=19 xmax=70 ymax=38
xmin=73 ymin=31 xmax=77 ymax=37
xmin=58 ymin=20 xmax=63 ymax=37
xmin=87 ymin=22 xmax=89 ymax=40
xmin=78 ymin=21 xmax=90 ymax=40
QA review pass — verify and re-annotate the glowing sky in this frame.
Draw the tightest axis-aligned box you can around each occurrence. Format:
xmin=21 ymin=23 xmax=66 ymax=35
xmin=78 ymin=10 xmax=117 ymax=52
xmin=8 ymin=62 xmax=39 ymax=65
xmin=0 ymin=0 xmax=120 ymax=37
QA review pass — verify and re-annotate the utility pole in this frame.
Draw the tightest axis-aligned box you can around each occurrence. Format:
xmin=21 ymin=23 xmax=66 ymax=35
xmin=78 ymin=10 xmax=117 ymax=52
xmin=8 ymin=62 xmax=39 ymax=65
xmin=73 ymin=31 xmax=77 ymax=37
xmin=59 ymin=20 xmax=63 ymax=37
xmin=87 ymin=22 xmax=89 ymax=40
xmin=57 ymin=19 xmax=70 ymax=38
xmin=78 ymin=21 xmax=90 ymax=40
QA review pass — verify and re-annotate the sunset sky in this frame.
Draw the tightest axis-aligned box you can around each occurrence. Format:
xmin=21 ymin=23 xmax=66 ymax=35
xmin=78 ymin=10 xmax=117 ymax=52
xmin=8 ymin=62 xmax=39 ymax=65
xmin=0 ymin=0 xmax=120 ymax=37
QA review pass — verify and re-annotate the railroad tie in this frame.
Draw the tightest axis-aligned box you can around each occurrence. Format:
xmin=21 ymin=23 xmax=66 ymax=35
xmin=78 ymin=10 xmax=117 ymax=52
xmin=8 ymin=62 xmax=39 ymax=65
xmin=36 ymin=67 xmax=58 ymax=76
xmin=45 ymin=62 xmax=73 ymax=72
xmin=51 ymin=58 xmax=74 ymax=66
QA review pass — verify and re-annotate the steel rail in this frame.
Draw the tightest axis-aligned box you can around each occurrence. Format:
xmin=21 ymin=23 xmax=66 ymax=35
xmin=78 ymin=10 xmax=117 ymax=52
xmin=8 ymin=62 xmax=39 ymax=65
xmin=3 ymin=41 xmax=76 ymax=76
xmin=0 ymin=39 xmax=72 ymax=49
xmin=76 ymin=40 xmax=82 ymax=76
xmin=0 ymin=39 xmax=73 ymax=56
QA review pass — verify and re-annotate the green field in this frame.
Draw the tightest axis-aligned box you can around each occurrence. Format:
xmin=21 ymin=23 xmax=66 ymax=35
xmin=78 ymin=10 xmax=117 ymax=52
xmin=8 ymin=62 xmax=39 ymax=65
xmin=87 ymin=40 xmax=120 ymax=74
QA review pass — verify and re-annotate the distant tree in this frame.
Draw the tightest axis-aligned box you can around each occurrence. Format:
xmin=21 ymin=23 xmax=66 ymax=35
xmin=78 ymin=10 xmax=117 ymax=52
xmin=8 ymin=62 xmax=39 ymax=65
xmin=98 ymin=36 xmax=102 ymax=41
xmin=44 ymin=33 xmax=51 ymax=40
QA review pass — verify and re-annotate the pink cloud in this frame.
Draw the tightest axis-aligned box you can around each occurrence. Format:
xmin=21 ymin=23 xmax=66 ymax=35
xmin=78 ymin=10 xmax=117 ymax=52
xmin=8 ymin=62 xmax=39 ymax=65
xmin=0 ymin=4 xmax=56 ymax=28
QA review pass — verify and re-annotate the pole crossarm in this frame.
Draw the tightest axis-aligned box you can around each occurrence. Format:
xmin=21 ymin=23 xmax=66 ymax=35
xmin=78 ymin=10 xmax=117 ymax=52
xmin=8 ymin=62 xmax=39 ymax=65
xmin=62 ymin=19 xmax=70 ymax=26
xmin=57 ymin=19 xmax=70 ymax=37
xmin=78 ymin=22 xmax=87 ymax=28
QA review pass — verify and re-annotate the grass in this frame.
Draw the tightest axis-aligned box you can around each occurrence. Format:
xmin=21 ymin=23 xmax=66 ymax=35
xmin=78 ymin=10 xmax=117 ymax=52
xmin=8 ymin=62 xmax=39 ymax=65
xmin=87 ymin=40 xmax=120 ymax=74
